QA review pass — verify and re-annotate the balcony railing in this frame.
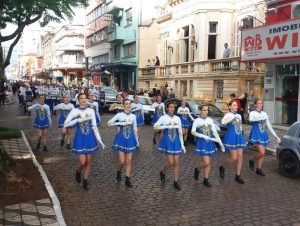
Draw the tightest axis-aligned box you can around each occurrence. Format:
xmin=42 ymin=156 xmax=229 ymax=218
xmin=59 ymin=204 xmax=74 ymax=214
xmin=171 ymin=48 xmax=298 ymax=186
xmin=106 ymin=25 xmax=124 ymax=43
xmin=139 ymin=57 xmax=264 ymax=78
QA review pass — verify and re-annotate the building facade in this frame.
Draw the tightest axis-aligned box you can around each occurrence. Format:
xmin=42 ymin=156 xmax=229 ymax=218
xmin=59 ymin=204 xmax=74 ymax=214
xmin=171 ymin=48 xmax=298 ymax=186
xmin=138 ymin=0 xmax=265 ymax=111
xmin=241 ymin=0 xmax=300 ymax=126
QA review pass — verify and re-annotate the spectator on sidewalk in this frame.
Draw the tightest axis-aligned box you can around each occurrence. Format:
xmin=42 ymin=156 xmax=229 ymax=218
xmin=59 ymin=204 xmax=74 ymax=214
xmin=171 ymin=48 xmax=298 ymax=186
xmin=248 ymin=90 xmax=258 ymax=113
xmin=229 ymin=93 xmax=243 ymax=122
xmin=239 ymin=92 xmax=247 ymax=123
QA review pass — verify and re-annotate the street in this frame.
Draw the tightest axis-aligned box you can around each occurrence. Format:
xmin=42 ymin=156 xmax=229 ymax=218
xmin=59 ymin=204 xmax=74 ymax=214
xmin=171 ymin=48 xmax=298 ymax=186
xmin=1 ymin=99 xmax=300 ymax=226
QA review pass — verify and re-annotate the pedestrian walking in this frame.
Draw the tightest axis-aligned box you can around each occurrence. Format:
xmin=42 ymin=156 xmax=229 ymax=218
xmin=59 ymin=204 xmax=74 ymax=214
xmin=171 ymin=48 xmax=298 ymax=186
xmin=154 ymin=102 xmax=186 ymax=190
xmin=108 ymin=99 xmax=140 ymax=188
xmin=177 ymin=97 xmax=194 ymax=145
xmin=87 ymin=93 xmax=101 ymax=126
xmin=64 ymin=93 xmax=106 ymax=190
xmin=28 ymin=95 xmax=52 ymax=152
xmin=53 ymin=95 xmax=74 ymax=149
xmin=192 ymin=104 xmax=225 ymax=187
xmin=248 ymin=99 xmax=281 ymax=176
xmin=151 ymin=95 xmax=165 ymax=144
xmin=131 ymin=95 xmax=144 ymax=134
xmin=219 ymin=100 xmax=247 ymax=184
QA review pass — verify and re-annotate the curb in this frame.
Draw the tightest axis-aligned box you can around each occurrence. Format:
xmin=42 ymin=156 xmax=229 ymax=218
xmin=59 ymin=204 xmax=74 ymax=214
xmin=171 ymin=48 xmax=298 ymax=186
xmin=21 ymin=131 xmax=67 ymax=226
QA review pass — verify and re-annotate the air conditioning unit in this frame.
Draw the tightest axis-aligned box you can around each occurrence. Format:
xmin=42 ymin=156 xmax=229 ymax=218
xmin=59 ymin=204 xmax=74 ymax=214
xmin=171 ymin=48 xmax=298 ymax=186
xmin=291 ymin=1 xmax=300 ymax=19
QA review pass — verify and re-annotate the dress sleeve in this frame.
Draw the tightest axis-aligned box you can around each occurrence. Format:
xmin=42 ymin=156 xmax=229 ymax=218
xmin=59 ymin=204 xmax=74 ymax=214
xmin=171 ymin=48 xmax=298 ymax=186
xmin=107 ymin=113 xmax=120 ymax=126
xmin=64 ymin=109 xmax=79 ymax=127
xmin=187 ymin=108 xmax=195 ymax=121
xmin=221 ymin=113 xmax=236 ymax=125
xmin=28 ymin=104 xmax=40 ymax=111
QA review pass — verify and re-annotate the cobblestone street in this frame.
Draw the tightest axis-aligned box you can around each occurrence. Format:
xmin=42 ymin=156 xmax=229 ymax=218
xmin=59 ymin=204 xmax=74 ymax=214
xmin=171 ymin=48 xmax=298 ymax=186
xmin=1 ymin=99 xmax=300 ymax=225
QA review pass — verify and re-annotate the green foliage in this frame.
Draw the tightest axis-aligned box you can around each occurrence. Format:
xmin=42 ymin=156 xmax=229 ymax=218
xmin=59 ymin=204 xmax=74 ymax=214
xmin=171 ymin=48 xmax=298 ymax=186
xmin=1 ymin=0 xmax=88 ymax=29
xmin=0 ymin=127 xmax=22 ymax=139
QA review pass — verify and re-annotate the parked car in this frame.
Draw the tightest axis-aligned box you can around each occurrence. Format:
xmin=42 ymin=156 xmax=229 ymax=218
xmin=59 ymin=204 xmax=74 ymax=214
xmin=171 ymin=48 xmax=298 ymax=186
xmin=101 ymin=86 xmax=119 ymax=110
xmin=276 ymin=122 xmax=300 ymax=178
xmin=128 ymin=95 xmax=154 ymax=124
xmin=164 ymin=98 xmax=227 ymax=138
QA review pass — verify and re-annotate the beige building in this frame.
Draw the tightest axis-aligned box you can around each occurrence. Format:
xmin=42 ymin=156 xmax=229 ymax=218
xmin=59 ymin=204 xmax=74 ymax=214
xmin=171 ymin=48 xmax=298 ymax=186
xmin=138 ymin=0 xmax=265 ymax=111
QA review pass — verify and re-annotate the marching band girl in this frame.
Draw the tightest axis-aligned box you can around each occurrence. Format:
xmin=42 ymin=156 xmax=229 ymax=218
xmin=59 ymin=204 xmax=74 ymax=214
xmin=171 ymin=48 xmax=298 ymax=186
xmin=87 ymin=93 xmax=101 ymax=126
xmin=153 ymin=102 xmax=185 ymax=190
xmin=53 ymin=95 xmax=74 ymax=149
xmin=64 ymin=93 xmax=105 ymax=190
xmin=108 ymin=99 xmax=139 ymax=188
xmin=192 ymin=104 xmax=225 ymax=187
xmin=151 ymin=95 xmax=165 ymax=144
xmin=219 ymin=100 xmax=247 ymax=184
xmin=109 ymin=94 xmax=124 ymax=113
xmin=248 ymin=99 xmax=281 ymax=176
xmin=131 ymin=95 xmax=144 ymax=133
xmin=177 ymin=98 xmax=194 ymax=145
xmin=28 ymin=95 xmax=51 ymax=152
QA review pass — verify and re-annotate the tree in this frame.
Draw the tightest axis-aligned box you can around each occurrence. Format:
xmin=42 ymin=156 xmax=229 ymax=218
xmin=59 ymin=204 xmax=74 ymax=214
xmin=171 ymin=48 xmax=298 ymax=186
xmin=0 ymin=0 xmax=88 ymax=82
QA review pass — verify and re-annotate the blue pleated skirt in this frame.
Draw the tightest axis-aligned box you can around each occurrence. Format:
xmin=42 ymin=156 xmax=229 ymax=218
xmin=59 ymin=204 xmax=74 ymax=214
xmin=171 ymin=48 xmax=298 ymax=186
xmin=180 ymin=115 xmax=191 ymax=128
xmin=223 ymin=124 xmax=246 ymax=150
xmin=158 ymin=129 xmax=183 ymax=155
xmin=248 ymin=123 xmax=270 ymax=146
xmin=112 ymin=125 xmax=139 ymax=153
xmin=194 ymin=138 xmax=218 ymax=156
xmin=72 ymin=121 xmax=99 ymax=155
xmin=33 ymin=112 xmax=50 ymax=129
xmin=135 ymin=111 xmax=144 ymax=127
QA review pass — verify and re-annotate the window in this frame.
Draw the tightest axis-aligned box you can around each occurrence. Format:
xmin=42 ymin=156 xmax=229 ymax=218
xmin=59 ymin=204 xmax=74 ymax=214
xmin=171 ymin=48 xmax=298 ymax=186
xmin=123 ymin=42 xmax=135 ymax=57
xmin=126 ymin=8 xmax=132 ymax=26
xmin=209 ymin=22 xmax=218 ymax=33
xmin=114 ymin=45 xmax=121 ymax=59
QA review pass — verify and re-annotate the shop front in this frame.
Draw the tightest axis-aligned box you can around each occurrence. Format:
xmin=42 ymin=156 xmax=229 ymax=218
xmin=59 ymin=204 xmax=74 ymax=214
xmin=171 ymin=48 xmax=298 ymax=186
xmin=241 ymin=18 xmax=300 ymax=126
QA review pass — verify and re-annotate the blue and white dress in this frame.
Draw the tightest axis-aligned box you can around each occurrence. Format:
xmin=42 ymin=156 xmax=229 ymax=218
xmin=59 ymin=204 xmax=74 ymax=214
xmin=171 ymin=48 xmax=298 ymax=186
xmin=131 ymin=102 xmax=144 ymax=127
xmin=64 ymin=107 xmax=104 ymax=155
xmin=28 ymin=104 xmax=51 ymax=129
xmin=248 ymin=110 xmax=280 ymax=146
xmin=53 ymin=103 xmax=74 ymax=128
xmin=151 ymin=102 xmax=165 ymax=125
xmin=108 ymin=112 xmax=139 ymax=153
xmin=153 ymin=114 xmax=185 ymax=155
xmin=177 ymin=106 xmax=194 ymax=128
xmin=221 ymin=112 xmax=247 ymax=150
xmin=87 ymin=101 xmax=101 ymax=126
xmin=192 ymin=117 xmax=223 ymax=156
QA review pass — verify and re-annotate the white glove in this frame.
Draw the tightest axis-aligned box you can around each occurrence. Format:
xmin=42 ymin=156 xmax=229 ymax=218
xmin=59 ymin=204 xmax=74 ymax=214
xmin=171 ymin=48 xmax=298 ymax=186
xmin=276 ymin=137 xmax=281 ymax=143
xmin=210 ymin=137 xmax=218 ymax=143
xmin=220 ymin=144 xmax=225 ymax=152
xmin=182 ymin=146 xmax=186 ymax=153
xmin=100 ymin=142 xmax=106 ymax=149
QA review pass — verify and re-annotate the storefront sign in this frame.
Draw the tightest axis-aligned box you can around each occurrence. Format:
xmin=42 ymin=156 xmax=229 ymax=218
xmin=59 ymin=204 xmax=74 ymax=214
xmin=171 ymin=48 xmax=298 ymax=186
xmin=241 ymin=19 xmax=300 ymax=61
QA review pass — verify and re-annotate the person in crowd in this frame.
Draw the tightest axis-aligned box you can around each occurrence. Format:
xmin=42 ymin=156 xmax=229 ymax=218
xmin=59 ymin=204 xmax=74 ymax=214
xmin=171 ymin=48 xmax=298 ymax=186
xmin=108 ymin=99 xmax=139 ymax=188
xmin=192 ymin=104 xmax=225 ymax=187
xmin=143 ymin=90 xmax=149 ymax=97
xmin=223 ymin=43 xmax=231 ymax=71
xmin=87 ymin=93 xmax=101 ymax=126
xmin=151 ymin=95 xmax=165 ymax=144
xmin=248 ymin=99 xmax=281 ymax=176
xmin=64 ymin=93 xmax=105 ymax=190
xmin=146 ymin=59 xmax=152 ymax=67
xmin=239 ymin=92 xmax=248 ymax=123
xmin=131 ymin=95 xmax=144 ymax=133
xmin=53 ymin=95 xmax=74 ymax=149
xmin=177 ymin=98 xmax=194 ymax=145
xmin=284 ymin=84 xmax=298 ymax=124
xmin=154 ymin=102 xmax=186 ymax=190
xmin=248 ymin=90 xmax=258 ymax=113
xmin=155 ymin=56 xmax=160 ymax=66
xmin=219 ymin=100 xmax=247 ymax=184
xmin=28 ymin=95 xmax=51 ymax=152
xmin=169 ymin=88 xmax=175 ymax=98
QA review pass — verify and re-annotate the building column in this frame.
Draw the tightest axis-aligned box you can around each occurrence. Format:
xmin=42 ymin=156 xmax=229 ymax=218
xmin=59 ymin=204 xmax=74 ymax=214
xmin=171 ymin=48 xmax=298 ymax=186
xmin=187 ymin=80 xmax=191 ymax=98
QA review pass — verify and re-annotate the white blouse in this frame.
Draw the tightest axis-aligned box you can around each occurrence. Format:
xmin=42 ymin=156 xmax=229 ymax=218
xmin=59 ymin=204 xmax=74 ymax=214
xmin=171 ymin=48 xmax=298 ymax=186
xmin=53 ymin=103 xmax=74 ymax=111
xmin=107 ymin=112 xmax=139 ymax=144
xmin=151 ymin=102 xmax=165 ymax=115
xmin=131 ymin=102 xmax=144 ymax=117
xmin=153 ymin=114 xmax=185 ymax=152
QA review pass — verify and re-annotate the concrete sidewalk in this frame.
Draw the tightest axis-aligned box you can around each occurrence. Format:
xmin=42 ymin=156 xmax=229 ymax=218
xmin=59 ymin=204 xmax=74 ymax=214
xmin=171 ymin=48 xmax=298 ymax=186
xmin=0 ymin=134 xmax=65 ymax=226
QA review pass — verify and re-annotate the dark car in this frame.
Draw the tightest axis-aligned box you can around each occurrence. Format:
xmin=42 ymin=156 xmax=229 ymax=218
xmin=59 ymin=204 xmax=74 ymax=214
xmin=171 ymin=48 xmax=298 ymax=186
xmin=164 ymin=98 xmax=227 ymax=138
xmin=276 ymin=121 xmax=300 ymax=178
xmin=128 ymin=95 xmax=154 ymax=124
